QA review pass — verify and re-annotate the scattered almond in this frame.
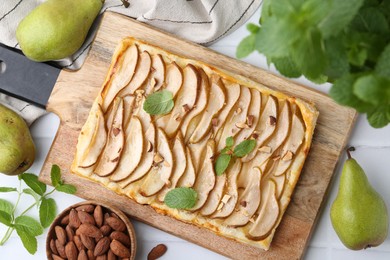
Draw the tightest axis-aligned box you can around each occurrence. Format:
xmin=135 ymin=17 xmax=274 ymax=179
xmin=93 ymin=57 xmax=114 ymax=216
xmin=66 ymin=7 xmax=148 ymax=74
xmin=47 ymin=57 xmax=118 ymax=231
xmin=235 ymin=107 xmax=242 ymax=114
xmin=112 ymin=127 xmax=121 ymax=137
xmin=216 ymin=202 xmax=224 ymax=211
xmin=163 ymin=160 xmax=171 ymax=167
xmin=110 ymin=240 xmax=131 ymax=258
xmin=148 ymin=244 xmax=167 ymax=260
xmin=235 ymin=122 xmax=249 ymax=129
xmin=65 ymin=241 xmax=78 ymax=260
xmin=247 ymin=115 xmax=255 ymax=127
xmin=240 ymin=201 xmax=247 ymax=207
xmin=211 ymin=118 xmax=219 ymax=127
xmin=258 ymin=146 xmax=272 ymax=153
xmin=268 ymin=116 xmax=277 ymax=126
xmin=221 ymin=194 xmax=231 ymax=204
xmin=153 ymin=153 xmax=164 ymax=164
xmin=182 ymin=104 xmax=191 ymax=113
xmin=282 ymin=150 xmax=294 ymax=161
xmin=272 ymin=155 xmax=281 ymax=161
xmin=94 ymin=237 xmax=111 ymax=256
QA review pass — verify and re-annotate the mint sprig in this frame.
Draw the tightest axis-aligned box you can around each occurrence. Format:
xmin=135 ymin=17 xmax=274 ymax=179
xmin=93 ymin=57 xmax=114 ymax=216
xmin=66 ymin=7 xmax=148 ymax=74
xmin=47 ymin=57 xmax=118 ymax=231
xmin=164 ymin=187 xmax=197 ymax=209
xmin=0 ymin=164 xmax=76 ymax=254
xmin=143 ymin=90 xmax=174 ymax=115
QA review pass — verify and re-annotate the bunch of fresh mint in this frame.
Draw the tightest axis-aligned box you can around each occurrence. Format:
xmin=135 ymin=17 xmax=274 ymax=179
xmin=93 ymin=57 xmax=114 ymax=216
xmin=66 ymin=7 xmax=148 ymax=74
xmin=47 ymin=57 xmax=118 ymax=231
xmin=0 ymin=165 xmax=76 ymax=254
xmin=237 ymin=0 xmax=390 ymax=128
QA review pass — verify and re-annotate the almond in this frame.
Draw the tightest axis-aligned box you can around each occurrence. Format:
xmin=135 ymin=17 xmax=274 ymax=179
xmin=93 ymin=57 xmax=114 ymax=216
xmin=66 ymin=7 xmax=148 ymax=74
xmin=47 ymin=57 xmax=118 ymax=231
xmin=96 ymin=255 xmax=107 ymax=260
xmin=80 ymin=234 xmax=96 ymax=250
xmin=77 ymin=223 xmax=103 ymax=238
xmin=69 ymin=209 xmax=81 ymax=228
xmin=100 ymin=225 xmax=112 ymax=236
xmin=94 ymin=205 xmax=104 ymax=227
xmin=148 ymin=244 xmax=167 ymax=260
xmin=52 ymin=254 xmax=65 ymax=260
xmin=268 ymin=115 xmax=277 ymax=126
xmin=76 ymin=204 xmax=95 ymax=213
xmin=282 ymin=150 xmax=294 ymax=161
xmin=110 ymin=231 xmax=131 ymax=247
xmin=65 ymin=241 xmax=78 ymax=260
xmin=55 ymin=239 xmax=67 ymax=258
xmin=106 ymin=217 xmax=126 ymax=232
xmin=247 ymin=115 xmax=255 ymax=127
xmin=103 ymin=213 xmax=111 ymax=225
xmin=110 ymin=213 xmax=119 ymax=219
xmin=87 ymin=250 xmax=95 ymax=260
xmin=110 ymin=240 xmax=130 ymax=258
xmin=60 ymin=215 xmax=70 ymax=225
xmin=66 ymin=225 xmax=75 ymax=242
xmin=73 ymin=235 xmax=85 ymax=252
xmin=78 ymin=210 xmax=96 ymax=225
xmin=77 ymin=249 xmax=88 ymax=260
xmin=211 ymin=118 xmax=219 ymax=127
xmin=50 ymin=239 xmax=59 ymax=255
xmin=55 ymin=226 xmax=67 ymax=245
xmin=107 ymin=249 xmax=116 ymax=260
xmin=94 ymin=237 xmax=110 ymax=256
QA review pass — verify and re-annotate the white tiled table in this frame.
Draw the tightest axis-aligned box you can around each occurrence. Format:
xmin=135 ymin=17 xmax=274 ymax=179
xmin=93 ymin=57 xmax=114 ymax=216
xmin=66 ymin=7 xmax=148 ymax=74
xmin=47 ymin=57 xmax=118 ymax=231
xmin=1 ymin=9 xmax=390 ymax=260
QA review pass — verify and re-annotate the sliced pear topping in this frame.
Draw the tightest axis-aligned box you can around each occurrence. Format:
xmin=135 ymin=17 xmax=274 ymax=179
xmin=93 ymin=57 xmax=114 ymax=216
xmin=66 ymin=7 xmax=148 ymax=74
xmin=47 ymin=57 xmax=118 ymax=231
xmin=164 ymin=62 xmax=183 ymax=98
xmin=201 ymin=174 xmax=226 ymax=216
xmin=216 ymin=86 xmax=251 ymax=150
xmin=177 ymin=147 xmax=196 ymax=187
xmin=272 ymin=174 xmax=286 ymax=199
xmin=119 ymin=50 xmax=152 ymax=96
xmin=190 ymin=140 xmax=216 ymax=211
xmin=247 ymin=180 xmax=279 ymax=241
xmin=187 ymin=132 xmax=210 ymax=172
xmin=110 ymin=116 xmax=144 ymax=182
xmin=274 ymin=112 xmax=305 ymax=176
xmin=211 ymin=160 xmax=242 ymax=218
xmin=189 ymin=75 xmax=225 ymax=143
xmin=180 ymin=68 xmax=210 ymax=137
xmin=157 ymin=132 xmax=187 ymax=202
xmin=78 ymin=103 xmax=107 ymax=168
xmin=151 ymin=54 xmax=165 ymax=91
xmin=139 ymin=128 xmax=173 ymax=197
xmin=95 ymin=98 xmax=124 ymax=177
xmin=123 ymin=95 xmax=135 ymax=128
xmin=242 ymin=95 xmax=278 ymax=162
xmin=101 ymin=44 xmax=139 ymax=112
xmin=224 ymin=166 xmax=262 ymax=227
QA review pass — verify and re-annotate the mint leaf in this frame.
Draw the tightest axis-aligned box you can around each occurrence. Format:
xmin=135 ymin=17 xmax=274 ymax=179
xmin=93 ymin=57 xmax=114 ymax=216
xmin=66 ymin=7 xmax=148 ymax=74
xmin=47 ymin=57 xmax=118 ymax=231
xmin=50 ymin=164 xmax=61 ymax=187
xmin=14 ymin=216 xmax=43 ymax=236
xmin=23 ymin=189 xmax=40 ymax=206
xmin=0 ymin=187 xmax=17 ymax=193
xmin=246 ymin=23 xmax=259 ymax=34
xmin=272 ymin=56 xmax=301 ymax=78
xmin=233 ymin=139 xmax=257 ymax=158
xmin=0 ymin=211 xmax=12 ymax=226
xmin=0 ymin=198 xmax=14 ymax=215
xmin=376 ymin=43 xmax=390 ymax=79
xmin=215 ymin=154 xmax=232 ymax=176
xmin=347 ymin=45 xmax=368 ymax=67
xmin=39 ymin=198 xmax=57 ymax=228
xmin=236 ymin=34 xmax=256 ymax=59
xmin=56 ymin=184 xmax=77 ymax=194
xmin=16 ymin=229 xmax=37 ymax=255
xmin=324 ymin=38 xmax=350 ymax=80
xmin=225 ymin=137 xmax=234 ymax=148
xmin=21 ymin=173 xmax=46 ymax=195
xmin=164 ymin=187 xmax=197 ymax=209
xmin=143 ymin=90 xmax=174 ymax=115
xmin=367 ymin=105 xmax=389 ymax=128
xmin=350 ymin=7 xmax=389 ymax=34
xmin=353 ymin=74 xmax=390 ymax=105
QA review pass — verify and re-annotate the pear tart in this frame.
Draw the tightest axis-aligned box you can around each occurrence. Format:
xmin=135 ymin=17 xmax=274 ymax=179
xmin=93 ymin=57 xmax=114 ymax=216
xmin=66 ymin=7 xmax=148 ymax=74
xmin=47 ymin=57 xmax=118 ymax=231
xmin=72 ymin=38 xmax=318 ymax=250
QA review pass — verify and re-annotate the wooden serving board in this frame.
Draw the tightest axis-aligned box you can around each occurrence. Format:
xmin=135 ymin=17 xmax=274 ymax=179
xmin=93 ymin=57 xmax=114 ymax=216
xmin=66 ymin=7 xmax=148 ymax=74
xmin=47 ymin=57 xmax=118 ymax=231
xmin=39 ymin=12 xmax=357 ymax=259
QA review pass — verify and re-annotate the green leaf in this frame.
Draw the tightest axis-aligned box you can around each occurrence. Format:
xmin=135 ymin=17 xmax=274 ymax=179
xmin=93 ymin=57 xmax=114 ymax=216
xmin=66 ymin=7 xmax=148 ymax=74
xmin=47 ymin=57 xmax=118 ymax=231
xmin=347 ymin=46 xmax=368 ymax=67
xmin=39 ymin=198 xmax=57 ymax=228
xmin=367 ymin=105 xmax=390 ymax=128
xmin=143 ymin=90 xmax=174 ymax=115
xmin=0 ymin=198 xmax=14 ymax=215
xmin=236 ymin=34 xmax=256 ymax=59
xmin=14 ymin=216 xmax=43 ymax=236
xmin=21 ymin=173 xmax=46 ymax=196
xmin=324 ymin=38 xmax=350 ymax=80
xmin=0 ymin=211 xmax=12 ymax=226
xmin=56 ymin=184 xmax=77 ymax=194
xmin=0 ymin=187 xmax=17 ymax=193
xmin=233 ymin=139 xmax=257 ymax=158
xmin=349 ymin=7 xmax=389 ymax=34
xmin=353 ymin=74 xmax=390 ymax=105
xmin=23 ymin=188 xmax=40 ymax=206
xmin=16 ymin=229 xmax=37 ymax=255
xmin=225 ymin=137 xmax=234 ymax=148
xmin=318 ymin=0 xmax=364 ymax=38
xmin=164 ymin=187 xmax=197 ymax=209
xmin=272 ymin=56 xmax=301 ymax=78
xmin=246 ymin=23 xmax=259 ymax=34
xmin=215 ymin=154 xmax=232 ymax=176
xmin=50 ymin=164 xmax=61 ymax=187
xmin=376 ymin=43 xmax=390 ymax=79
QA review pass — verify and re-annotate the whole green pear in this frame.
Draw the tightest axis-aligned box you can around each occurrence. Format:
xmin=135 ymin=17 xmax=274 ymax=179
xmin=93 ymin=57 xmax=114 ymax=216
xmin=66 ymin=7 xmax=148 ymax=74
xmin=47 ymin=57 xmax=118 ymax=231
xmin=330 ymin=147 xmax=389 ymax=250
xmin=0 ymin=104 xmax=36 ymax=175
xmin=16 ymin=0 xmax=103 ymax=62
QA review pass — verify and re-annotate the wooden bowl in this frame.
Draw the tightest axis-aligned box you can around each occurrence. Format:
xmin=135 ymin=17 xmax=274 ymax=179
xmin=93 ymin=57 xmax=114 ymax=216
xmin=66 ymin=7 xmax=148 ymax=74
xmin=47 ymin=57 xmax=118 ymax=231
xmin=46 ymin=200 xmax=137 ymax=259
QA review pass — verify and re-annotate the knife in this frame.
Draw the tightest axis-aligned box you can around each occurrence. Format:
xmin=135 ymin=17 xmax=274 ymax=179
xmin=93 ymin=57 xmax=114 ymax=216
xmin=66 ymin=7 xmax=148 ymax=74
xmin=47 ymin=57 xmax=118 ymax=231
xmin=0 ymin=43 xmax=61 ymax=109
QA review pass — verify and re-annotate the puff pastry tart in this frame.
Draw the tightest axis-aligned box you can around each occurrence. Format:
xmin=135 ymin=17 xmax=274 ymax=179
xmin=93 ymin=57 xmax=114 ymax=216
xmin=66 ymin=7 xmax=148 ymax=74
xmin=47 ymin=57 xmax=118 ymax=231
xmin=71 ymin=37 xmax=318 ymax=250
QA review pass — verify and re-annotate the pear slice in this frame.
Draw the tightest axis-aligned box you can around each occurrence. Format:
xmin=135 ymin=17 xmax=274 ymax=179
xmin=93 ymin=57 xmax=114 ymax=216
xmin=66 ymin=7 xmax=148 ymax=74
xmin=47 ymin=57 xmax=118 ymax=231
xmin=234 ymin=89 xmax=261 ymax=144
xmin=139 ymin=128 xmax=173 ymax=197
xmin=216 ymin=86 xmax=251 ymax=151
xmin=189 ymin=75 xmax=225 ymax=143
xmin=274 ymin=112 xmax=305 ymax=176
xmin=105 ymin=97 xmax=121 ymax=131
xmin=190 ymin=140 xmax=216 ymax=211
xmin=272 ymin=174 xmax=286 ymax=199
xmin=164 ymin=62 xmax=183 ymax=98
xmin=187 ymin=132 xmax=210 ymax=172
xmin=242 ymin=95 xmax=278 ymax=162
xmin=177 ymin=147 xmax=196 ymax=187
xmin=101 ymin=44 xmax=138 ymax=112
xmin=110 ymin=116 xmax=144 ymax=182
xmin=78 ymin=103 xmax=107 ymax=168
xmin=201 ymin=174 xmax=226 ymax=216
xmin=157 ymin=132 xmax=187 ymax=202
xmin=211 ymin=159 xmax=242 ymax=218
xmin=162 ymin=64 xmax=201 ymax=137
xmin=119 ymin=50 xmax=152 ymax=96
xmin=224 ymin=166 xmax=262 ymax=227
xmin=180 ymin=68 xmax=210 ymax=137
xmin=247 ymin=180 xmax=279 ymax=241
xmin=95 ymin=97 xmax=124 ymax=177
xmin=151 ymin=54 xmax=166 ymax=91
xmin=123 ymin=95 xmax=135 ymax=128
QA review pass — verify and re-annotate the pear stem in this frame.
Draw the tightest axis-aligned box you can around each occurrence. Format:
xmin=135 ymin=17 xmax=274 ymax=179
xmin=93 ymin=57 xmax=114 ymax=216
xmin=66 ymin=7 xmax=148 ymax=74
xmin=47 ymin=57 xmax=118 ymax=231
xmin=346 ymin=146 xmax=355 ymax=159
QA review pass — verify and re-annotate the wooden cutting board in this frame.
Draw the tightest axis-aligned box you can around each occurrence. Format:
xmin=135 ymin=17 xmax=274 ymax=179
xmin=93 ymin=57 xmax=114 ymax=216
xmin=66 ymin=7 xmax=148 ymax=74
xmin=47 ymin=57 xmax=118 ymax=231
xmin=39 ymin=12 xmax=357 ymax=259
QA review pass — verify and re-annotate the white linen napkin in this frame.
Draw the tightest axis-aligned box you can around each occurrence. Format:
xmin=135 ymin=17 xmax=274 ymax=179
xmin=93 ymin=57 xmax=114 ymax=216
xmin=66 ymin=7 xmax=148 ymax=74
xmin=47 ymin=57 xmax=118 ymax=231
xmin=0 ymin=0 xmax=262 ymax=124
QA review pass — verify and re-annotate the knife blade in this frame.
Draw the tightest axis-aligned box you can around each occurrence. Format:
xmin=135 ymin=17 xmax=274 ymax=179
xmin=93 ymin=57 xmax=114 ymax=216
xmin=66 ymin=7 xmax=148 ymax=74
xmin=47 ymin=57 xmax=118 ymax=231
xmin=0 ymin=43 xmax=61 ymax=108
